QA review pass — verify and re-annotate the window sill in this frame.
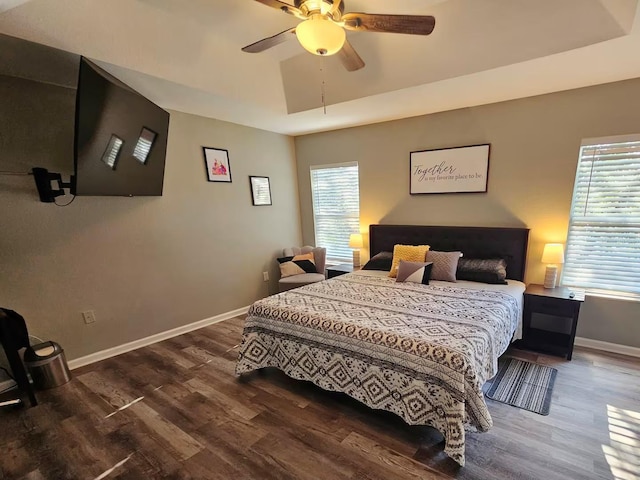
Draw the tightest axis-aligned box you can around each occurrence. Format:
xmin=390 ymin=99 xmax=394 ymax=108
xmin=568 ymin=288 xmax=640 ymax=303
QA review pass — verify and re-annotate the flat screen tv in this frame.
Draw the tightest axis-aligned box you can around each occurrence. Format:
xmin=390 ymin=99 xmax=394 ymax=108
xmin=74 ymin=58 xmax=169 ymax=196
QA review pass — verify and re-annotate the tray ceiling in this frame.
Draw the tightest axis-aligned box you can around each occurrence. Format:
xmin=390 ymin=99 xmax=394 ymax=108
xmin=0 ymin=0 xmax=639 ymax=135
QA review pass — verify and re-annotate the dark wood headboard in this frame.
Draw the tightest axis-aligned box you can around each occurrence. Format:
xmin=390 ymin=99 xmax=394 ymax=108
xmin=369 ymin=224 xmax=530 ymax=282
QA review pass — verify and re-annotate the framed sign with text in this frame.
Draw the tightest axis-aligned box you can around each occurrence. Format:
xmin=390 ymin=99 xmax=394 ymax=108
xmin=249 ymin=176 xmax=272 ymax=206
xmin=410 ymin=144 xmax=490 ymax=194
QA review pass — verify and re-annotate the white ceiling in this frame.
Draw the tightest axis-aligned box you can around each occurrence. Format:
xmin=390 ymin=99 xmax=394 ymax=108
xmin=1 ymin=0 xmax=639 ymax=136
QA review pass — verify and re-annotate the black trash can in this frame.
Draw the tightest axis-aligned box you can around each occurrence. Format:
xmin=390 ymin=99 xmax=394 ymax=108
xmin=24 ymin=341 xmax=71 ymax=389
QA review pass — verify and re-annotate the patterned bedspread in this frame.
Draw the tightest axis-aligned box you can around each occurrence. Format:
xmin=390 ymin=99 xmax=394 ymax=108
xmin=235 ymin=272 xmax=522 ymax=466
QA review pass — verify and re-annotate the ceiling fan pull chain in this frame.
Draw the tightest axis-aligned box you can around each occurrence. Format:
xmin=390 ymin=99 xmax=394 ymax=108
xmin=321 ymin=57 xmax=327 ymax=115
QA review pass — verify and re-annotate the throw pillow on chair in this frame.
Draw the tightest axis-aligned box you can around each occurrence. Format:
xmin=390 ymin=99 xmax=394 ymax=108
xmin=277 ymin=252 xmax=317 ymax=278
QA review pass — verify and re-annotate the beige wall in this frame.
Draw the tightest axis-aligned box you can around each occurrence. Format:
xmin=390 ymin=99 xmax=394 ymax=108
xmin=294 ymin=78 xmax=640 ymax=348
xmin=0 ymin=75 xmax=301 ymax=360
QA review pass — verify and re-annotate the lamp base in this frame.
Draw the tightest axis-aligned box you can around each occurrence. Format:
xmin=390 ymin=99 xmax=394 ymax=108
xmin=352 ymin=250 xmax=361 ymax=268
xmin=544 ymin=265 xmax=558 ymax=289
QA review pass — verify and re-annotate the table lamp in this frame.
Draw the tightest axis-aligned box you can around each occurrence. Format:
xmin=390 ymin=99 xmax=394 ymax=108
xmin=541 ymin=243 xmax=565 ymax=288
xmin=349 ymin=233 xmax=364 ymax=267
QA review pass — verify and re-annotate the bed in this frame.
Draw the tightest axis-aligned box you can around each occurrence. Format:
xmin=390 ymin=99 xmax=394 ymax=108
xmin=235 ymin=225 xmax=529 ymax=466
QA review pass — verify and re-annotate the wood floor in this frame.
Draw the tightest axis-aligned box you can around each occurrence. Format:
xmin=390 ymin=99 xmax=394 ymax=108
xmin=1 ymin=316 xmax=639 ymax=480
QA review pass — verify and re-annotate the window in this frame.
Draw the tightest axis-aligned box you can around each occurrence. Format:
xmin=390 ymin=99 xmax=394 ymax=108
xmin=310 ymin=162 xmax=360 ymax=262
xmin=562 ymin=135 xmax=640 ymax=298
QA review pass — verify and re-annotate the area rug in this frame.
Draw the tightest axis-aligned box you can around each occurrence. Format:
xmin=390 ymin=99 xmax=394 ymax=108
xmin=485 ymin=357 xmax=557 ymax=415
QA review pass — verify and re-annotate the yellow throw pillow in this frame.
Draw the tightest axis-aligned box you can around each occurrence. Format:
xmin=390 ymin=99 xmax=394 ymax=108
xmin=389 ymin=244 xmax=430 ymax=278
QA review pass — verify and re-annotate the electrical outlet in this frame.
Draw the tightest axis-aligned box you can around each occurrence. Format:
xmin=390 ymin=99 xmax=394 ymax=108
xmin=82 ymin=310 xmax=96 ymax=324
xmin=263 ymin=271 xmax=269 ymax=282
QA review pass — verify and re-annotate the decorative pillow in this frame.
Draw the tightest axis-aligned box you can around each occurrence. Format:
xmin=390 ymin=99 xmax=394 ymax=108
xmin=389 ymin=244 xmax=430 ymax=278
xmin=396 ymin=260 xmax=433 ymax=285
xmin=426 ymin=250 xmax=462 ymax=282
xmin=457 ymin=258 xmax=508 ymax=284
xmin=277 ymin=252 xmax=317 ymax=278
xmin=362 ymin=251 xmax=393 ymax=271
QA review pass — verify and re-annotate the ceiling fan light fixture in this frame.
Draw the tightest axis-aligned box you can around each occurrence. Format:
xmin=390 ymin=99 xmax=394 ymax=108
xmin=296 ymin=16 xmax=346 ymax=56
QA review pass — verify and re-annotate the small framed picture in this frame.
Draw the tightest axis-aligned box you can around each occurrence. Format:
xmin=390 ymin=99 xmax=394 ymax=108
xmin=249 ymin=176 xmax=272 ymax=206
xmin=203 ymin=147 xmax=232 ymax=183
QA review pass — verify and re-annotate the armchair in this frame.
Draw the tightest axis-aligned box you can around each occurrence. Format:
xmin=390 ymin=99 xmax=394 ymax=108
xmin=278 ymin=246 xmax=326 ymax=292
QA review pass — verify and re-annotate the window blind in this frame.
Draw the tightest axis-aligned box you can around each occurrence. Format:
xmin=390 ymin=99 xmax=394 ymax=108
xmin=562 ymin=136 xmax=640 ymax=297
xmin=310 ymin=163 xmax=360 ymax=262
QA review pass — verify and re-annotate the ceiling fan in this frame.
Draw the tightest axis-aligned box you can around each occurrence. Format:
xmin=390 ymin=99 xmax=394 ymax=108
xmin=242 ymin=0 xmax=436 ymax=72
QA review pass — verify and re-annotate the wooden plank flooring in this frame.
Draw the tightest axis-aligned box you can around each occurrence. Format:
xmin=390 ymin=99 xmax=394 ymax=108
xmin=1 ymin=316 xmax=639 ymax=479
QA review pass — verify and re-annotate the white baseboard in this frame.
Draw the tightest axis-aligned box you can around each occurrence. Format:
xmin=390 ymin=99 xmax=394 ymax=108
xmin=67 ymin=305 xmax=250 ymax=370
xmin=575 ymin=337 xmax=640 ymax=358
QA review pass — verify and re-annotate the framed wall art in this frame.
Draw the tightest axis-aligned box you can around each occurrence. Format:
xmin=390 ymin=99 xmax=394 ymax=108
xmin=203 ymin=147 xmax=232 ymax=183
xmin=410 ymin=144 xmax=490 ymax=194
xmin=249 ymin=176 xmax=272 ymax=206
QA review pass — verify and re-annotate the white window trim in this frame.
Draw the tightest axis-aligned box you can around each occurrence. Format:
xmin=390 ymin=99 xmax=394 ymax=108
xmin=310 ymin=161 xmax=359 ymax=171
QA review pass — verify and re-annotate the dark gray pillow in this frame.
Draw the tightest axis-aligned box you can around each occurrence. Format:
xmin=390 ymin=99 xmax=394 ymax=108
xmin=362 ymin=251 xmax=393 ymax=271
xmin=457 ymin=258 xmax=508 ymax=284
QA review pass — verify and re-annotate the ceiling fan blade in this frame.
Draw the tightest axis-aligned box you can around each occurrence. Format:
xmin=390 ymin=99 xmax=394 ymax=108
xmin=242 ymin=27 xmax=297 ymax=53
xmin=342 ymin=13 xmax=436 ymax=35
xmin=338 ymin=39 xmax=365 ymax=72
xmin=253 ymin=0 xmax=305 ymax=19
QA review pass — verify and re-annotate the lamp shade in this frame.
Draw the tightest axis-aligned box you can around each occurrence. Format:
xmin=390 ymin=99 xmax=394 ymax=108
xmin=296 ymin=17 xmax=346 ymax=56
xmin=541 ymin=243 xmax=565 ymax=264
xmin=349 ymin=233 xmax=363 ymax=249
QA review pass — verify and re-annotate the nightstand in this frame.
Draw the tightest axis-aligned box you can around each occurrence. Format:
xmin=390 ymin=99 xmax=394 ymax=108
xmin=327 ymin=264 xmax=360 ymax=279
xmin=522 ymin=284 xmax=585 ymax=360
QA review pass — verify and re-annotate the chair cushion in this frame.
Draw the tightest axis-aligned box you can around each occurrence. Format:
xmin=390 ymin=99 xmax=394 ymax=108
xmin=278 ymin=273 xmax=325 ymax=284
xmin=278 ymin=273 xmax=325 ymax=292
